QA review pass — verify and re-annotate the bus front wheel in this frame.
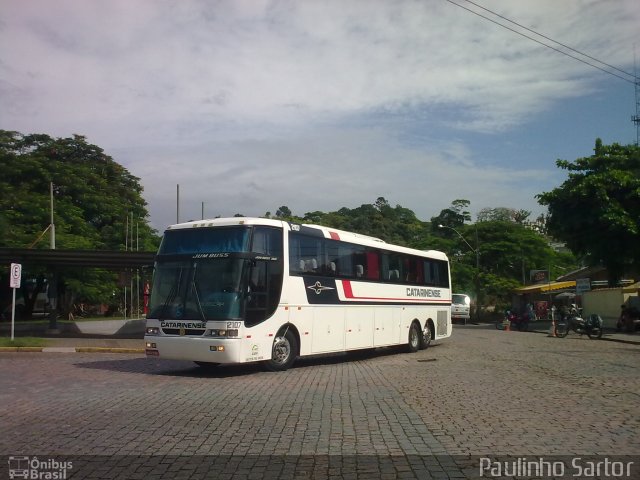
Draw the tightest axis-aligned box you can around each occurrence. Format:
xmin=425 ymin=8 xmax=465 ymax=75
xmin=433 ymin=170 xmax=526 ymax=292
xmin=264 ymin=328 xmax=298 ymax=372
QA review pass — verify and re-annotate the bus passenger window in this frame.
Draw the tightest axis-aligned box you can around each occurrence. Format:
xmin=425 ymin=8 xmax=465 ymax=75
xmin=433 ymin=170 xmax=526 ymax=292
xmin=366 ymin=250 xmax=380 ymax=280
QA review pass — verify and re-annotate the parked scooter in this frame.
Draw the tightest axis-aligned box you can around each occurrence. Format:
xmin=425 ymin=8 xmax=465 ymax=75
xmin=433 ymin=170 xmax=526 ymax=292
xmin=556 ymin=309 xmax=603 ymax=339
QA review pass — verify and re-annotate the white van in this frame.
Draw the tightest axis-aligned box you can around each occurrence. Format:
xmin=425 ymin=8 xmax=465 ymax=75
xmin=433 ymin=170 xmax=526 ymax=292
xmin=451 ymin=293 xmax=471 ymax=325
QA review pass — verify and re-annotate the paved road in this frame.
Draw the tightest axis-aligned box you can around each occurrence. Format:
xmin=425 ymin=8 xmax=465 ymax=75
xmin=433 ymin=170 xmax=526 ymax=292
xmin=1 ymin=325 xmax=638 ymax=479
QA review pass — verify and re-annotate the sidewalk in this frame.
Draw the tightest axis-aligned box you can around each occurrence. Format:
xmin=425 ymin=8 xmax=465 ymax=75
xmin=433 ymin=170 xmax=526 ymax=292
xmin=510 ymin=319 xmax=640 ymax=345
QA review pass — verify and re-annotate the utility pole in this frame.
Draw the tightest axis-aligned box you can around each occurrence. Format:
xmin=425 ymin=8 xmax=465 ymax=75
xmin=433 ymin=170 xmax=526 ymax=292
xmin=438 ymin=224 xmax=481 ymax=321
xmin=48 ymin=182 xmax=59 ymax=333
xmin=50 ymin=182 xmax=55 ymax=249
xmin=633 ymin=52 xmax=640 ymax=146
xmin=632 ymin=74 xmax=640 ymax=146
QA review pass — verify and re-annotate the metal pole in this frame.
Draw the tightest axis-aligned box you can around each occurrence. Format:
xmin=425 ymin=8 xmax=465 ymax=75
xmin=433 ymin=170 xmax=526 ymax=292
xmin=49 ymin=182 xmax=58 ymax=331
xmin=130 ymin=212 xmax=133 ymax=318
xmin=11 ymin=287 xmax=16 ymax=341
xmin=50 ymin=182 xmax=55 ymax=249
xmin=439 ymin=224 xmax=481 ymax=320
xmin=124 ymin=213 xmax=128 ymax=321
xmin=136 ymin=222 xmax=140 ymax=317
xmin=177 ymin=184 xmax=180 ymax=223
xmin=475 ymin=226 xmax=481 ymax=321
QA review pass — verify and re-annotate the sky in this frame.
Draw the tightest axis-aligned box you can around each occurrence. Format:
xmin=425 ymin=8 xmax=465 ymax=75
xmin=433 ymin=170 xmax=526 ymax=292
xmin=1 ymin=0 xmax=639 ymax=232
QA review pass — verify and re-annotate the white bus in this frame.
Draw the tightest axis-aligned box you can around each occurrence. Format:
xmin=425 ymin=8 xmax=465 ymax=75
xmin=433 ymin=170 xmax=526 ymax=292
xmin=144 ymin=217 xmax=452 ymax=371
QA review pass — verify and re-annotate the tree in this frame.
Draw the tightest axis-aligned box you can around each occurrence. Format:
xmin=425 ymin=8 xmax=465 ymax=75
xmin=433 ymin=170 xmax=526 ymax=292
xmin=0 ymin=130 xmax=160 ymax=317
xmin=476 ymin=207 xmax=531 ymax=224
xmin=275 ymin=205 xmax=292 ymax=218
xmin=302 ymin=198 xmax=429 ymax=247
xmin=430 ymin=199 xmax=471 ymax=230
xmin=537 ymin=139 xmax=640 ymax=283
xmin=0 ymin=131 xmax=158 ymax=250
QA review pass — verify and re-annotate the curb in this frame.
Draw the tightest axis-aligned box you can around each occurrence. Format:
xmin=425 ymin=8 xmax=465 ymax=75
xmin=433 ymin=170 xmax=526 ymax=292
xmin=0 ymin=347 xmax=145 ymax=354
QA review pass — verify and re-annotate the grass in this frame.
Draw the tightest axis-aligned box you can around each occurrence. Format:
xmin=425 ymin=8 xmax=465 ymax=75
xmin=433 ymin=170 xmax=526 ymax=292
xmin=0 ymin=336 xmax=50 ymax=347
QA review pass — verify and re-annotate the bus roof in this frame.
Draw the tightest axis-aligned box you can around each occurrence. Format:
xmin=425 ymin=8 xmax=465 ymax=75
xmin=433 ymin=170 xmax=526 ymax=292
xmin=166 ymin=217 xmax=286 ymax=231
xmin=165 ymin=217 xmax=448 ymax=261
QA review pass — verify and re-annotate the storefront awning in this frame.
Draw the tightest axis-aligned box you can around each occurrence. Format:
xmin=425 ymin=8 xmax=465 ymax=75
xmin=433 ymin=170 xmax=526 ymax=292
xmin=514 ymin=280 xmax=576 ymax=294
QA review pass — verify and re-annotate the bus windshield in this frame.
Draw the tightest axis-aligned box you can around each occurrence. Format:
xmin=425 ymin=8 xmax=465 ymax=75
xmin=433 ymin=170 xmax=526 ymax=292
xmin=159 ymin=226 xmax=250 ymax=255
xmin=148 ymin=258 xmax=247 ymax=321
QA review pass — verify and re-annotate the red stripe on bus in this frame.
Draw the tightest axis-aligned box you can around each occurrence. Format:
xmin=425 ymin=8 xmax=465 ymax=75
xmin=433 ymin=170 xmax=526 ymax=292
xmin=340 ymin=279 xmax=449 ymax=303
xmin=342 ymin=280 xmax=354 ymax=298
xmin=329 ymin=231 xmax=340 ymax=240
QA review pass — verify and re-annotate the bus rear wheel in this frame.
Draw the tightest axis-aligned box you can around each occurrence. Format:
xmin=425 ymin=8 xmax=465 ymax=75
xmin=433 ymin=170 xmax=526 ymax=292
xmin=264 ymin=328 xmax=298 ymax=372
xmin=408 ymin=322 xmax=421 ymax=353
xmin=420 ymin=322 xmax=432 ymax=350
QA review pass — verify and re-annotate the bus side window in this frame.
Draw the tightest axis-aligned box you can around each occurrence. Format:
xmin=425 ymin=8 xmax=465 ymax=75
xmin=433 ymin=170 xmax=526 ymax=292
xmin=337 ymin=244 xmax=354 ymax=277
xmin=366 ymin=250 xmax=380 ymax=280
xmin=386 ymin=254 xmax=404 ymax=283
xmin=424 ymin=259 xmax=448 ymax=287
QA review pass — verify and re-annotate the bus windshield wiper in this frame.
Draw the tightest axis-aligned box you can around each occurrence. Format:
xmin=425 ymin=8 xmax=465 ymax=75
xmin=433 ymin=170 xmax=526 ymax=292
xmin=191 ymin=263 xmax=207 ymax=322
xmin=158 ymin=267 xmax=182 ymax=320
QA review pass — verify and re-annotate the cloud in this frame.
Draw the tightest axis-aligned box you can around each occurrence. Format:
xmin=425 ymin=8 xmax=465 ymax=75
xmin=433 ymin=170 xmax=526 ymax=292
xmin=4 ymin=0 xmax=636 ymax=136
xmin=1 ymin=0 xmax=638 ymax=230
xmin=121 ymin=124 xmax=553 ymax=229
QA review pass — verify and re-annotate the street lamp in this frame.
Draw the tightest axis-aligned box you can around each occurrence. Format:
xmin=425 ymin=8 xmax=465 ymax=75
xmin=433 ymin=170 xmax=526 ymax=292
xmin=438 ymin=224 xmax=481 ymax=320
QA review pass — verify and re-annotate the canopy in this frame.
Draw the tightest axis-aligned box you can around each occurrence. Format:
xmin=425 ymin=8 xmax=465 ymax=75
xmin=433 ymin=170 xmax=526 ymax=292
xmin=513 ymin=280 xmax=576 ymax=294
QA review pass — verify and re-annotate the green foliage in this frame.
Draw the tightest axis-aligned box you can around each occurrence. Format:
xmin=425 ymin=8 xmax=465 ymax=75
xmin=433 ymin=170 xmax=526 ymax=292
xmin=275 ymin=205 xmax=292 ymax=218
xmin=430 ymin=199 xmax=471 ymax=229
xmin=301 ymin=197 xmax=429 ymax=247
xmin=438 ymin=220 xmax=571 ymax=306
xmin=477 ymin=207 xmax=531 ymax=223
xmin=537 ymin=139 xmax=640 ymax=283
xmin=0 ymin=130 xmax=159 ymax=251
xmin=0 ymin=130 xmax=160 ymax=317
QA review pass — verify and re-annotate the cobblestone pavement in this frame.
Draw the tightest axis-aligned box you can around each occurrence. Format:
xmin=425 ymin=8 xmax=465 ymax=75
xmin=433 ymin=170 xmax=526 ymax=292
xmin=1 ymin=325 xmax=638 ymax=479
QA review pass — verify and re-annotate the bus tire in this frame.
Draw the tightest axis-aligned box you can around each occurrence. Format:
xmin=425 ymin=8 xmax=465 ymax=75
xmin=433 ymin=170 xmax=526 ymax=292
xmin=408 ymin=322 xmax=421 ymax=353
xmin=264 ymin=328 xmax=298 ymax=372
xmin=419 ymin=321 xmax=433 ymax=350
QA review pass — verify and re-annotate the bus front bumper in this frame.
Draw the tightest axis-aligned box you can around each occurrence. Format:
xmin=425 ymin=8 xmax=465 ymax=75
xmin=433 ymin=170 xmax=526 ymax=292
xmin=144 ymin=335 xmax=244 ymax=364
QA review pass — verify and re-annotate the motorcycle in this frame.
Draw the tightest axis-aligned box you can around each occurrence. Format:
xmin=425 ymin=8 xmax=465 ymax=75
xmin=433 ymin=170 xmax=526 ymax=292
xmin=555 ymin=312 xmax=603 ymax=339
xmin=496 ymin=311 xmax=529 ymax=331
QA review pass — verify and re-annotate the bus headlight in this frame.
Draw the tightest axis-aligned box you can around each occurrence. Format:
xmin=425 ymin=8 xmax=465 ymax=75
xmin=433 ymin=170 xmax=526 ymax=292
xmin=208 ymin=329 xmax=239 ymax=338
xmin=146 ymin=327 xmax=160 ymax=335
